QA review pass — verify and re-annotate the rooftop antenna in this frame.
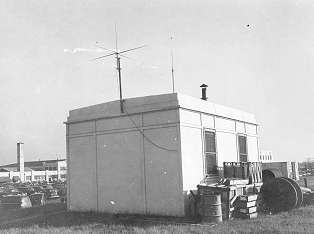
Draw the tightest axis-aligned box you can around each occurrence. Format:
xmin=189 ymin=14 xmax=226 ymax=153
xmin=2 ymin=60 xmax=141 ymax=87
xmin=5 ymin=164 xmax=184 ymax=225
xmin=170 ymin=36 xmax=175 ymax=93
xmin=92 ymin=26 xmax=146 ymax=113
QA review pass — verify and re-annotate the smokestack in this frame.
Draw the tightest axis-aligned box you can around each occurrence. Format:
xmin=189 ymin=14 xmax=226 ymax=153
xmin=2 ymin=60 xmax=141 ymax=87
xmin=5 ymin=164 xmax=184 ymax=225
xmin=17 ymin=142 xmax=24 ymax=181
xmin=200 ymin=84 xmax=208 ymax=101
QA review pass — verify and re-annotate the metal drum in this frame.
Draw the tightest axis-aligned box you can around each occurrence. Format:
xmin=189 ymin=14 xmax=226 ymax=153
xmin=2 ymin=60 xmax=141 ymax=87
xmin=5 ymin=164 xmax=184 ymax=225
xmin=200 ymin=193 xmax=223 ymax=223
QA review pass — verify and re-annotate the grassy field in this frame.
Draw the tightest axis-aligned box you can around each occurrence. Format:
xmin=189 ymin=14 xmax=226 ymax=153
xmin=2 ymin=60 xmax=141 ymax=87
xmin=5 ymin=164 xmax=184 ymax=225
xmin=1 ymin=202 xmax=314 ymax=234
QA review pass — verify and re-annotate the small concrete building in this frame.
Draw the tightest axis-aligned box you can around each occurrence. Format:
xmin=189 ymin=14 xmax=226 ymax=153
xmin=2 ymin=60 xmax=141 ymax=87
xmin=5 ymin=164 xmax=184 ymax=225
xmin=66 ymin=93 xmax=259 ymax=216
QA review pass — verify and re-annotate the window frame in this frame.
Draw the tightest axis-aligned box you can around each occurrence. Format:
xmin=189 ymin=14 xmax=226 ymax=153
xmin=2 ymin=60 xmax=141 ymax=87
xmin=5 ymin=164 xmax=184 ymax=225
xmin=203 ymin=128 xmax=218 ymax=175
xmin=237 ymin=134 xmax=248 ymax=162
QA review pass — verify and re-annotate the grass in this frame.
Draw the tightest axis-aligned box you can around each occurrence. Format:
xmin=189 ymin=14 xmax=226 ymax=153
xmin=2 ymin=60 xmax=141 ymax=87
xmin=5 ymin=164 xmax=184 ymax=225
xmin=1 ymin=202 xmax=314 ymax=233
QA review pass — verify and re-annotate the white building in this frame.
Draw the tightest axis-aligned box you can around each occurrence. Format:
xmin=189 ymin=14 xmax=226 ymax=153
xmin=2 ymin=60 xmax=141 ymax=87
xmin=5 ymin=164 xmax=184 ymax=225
xmin=0 ymin=159 xmax=67 ymax=182
xmin=0 ymin=143 xmax=67 ymax=182
xmin=66 ymin=93 xmax=259 ymax=216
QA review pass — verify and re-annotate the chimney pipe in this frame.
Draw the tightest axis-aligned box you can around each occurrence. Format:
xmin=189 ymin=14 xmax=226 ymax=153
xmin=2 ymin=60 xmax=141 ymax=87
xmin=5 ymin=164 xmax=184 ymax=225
xmin=17 ymin=142 xmax=25 ymax=182
xmin=200 ymin=84 xmax=208 ymax=101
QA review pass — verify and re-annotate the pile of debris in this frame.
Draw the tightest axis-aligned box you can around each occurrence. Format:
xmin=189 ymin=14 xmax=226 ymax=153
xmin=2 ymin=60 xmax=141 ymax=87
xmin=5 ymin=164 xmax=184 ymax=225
xmin=194 ymin=161 xmax=314 ymax=223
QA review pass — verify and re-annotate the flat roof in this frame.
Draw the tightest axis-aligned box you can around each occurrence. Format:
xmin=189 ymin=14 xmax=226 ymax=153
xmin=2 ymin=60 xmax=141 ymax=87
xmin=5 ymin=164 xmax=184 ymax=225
xmin=0 ymin=159 xmax=66 ymax=169
xmin=67 ymin=93 xmax=257 ymax=125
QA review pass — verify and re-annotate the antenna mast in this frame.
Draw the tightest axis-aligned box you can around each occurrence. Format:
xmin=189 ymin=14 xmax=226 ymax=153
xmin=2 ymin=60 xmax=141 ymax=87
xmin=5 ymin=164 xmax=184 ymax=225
xmin=93 ymin=27 xmax=146 ymax=113
xmin=115 ymin=25 xmax=123 ymax=113
xmin=170 ymin=36 xmax=175 ymax=93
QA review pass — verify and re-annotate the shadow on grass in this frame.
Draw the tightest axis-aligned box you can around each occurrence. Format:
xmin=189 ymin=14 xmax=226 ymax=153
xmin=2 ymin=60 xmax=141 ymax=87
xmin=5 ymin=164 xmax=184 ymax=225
xmin=0 ymin=203 xmax=201 ymax=230
xmin=2 ymin=203 xmax=314 ymax=234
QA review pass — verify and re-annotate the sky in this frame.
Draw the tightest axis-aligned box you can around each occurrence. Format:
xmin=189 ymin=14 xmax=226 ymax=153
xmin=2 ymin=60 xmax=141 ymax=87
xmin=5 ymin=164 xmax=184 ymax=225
xmin=1 ymin=0 xmax=314 ymax=164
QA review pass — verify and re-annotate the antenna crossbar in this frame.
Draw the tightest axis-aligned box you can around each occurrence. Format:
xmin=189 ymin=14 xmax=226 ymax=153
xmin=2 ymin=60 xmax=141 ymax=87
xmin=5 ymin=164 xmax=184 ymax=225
xmin=92 ymin=29 xmax=146 ymax=113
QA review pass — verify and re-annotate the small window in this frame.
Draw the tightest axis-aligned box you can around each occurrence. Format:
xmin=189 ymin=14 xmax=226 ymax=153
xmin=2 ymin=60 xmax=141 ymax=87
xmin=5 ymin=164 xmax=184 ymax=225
xmin=238 ymin=135 xmax=247 ymax=162
xmin=204 ymin=130 xmax=217 ymax=174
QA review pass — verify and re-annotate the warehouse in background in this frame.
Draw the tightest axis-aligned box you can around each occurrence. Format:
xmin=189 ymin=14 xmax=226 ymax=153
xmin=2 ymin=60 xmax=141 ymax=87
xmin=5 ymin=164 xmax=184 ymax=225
xmin=65 ymin=91 xmax=260 ymax=216
xmin=0 ymin=142 xmax=67 ymax=182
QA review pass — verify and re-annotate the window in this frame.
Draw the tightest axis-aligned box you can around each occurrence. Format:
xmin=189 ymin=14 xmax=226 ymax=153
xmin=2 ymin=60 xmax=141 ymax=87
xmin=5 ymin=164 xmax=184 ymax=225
xmin=204 ymin=130 xmax=217 ymax=174
xmin=26 ymin=176 xmax=31 ymax=181
xmin=238 ymin=135 xmax=247 ymax=162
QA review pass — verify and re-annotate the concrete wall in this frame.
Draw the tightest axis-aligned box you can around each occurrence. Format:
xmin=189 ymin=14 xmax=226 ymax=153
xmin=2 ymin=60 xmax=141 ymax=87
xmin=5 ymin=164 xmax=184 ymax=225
xmin=67 ymin=108 xmax=184 ymax=216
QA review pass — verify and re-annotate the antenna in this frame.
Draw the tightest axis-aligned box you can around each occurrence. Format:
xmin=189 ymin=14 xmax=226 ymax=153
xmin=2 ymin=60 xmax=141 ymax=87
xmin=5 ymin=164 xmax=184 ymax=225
xmin=170 ymin=36 xmax=175 ymax=93
xmin=92 ymin=28 xmax=146 ymax=113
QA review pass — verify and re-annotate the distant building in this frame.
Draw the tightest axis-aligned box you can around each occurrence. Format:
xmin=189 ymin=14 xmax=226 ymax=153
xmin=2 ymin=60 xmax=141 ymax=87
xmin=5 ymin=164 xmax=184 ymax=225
xmin=259 ymin=150 xmax=273 ymax=162
xmin=0 ymin=143 xmax=66 ymax=182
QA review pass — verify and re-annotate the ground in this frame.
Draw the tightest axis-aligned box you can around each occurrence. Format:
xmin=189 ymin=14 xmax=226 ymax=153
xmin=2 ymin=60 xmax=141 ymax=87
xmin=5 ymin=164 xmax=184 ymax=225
xmin=1 ymin=199 xmax=314 ymax=234
xmin=1 ymin=176 xmax=314 ymax=234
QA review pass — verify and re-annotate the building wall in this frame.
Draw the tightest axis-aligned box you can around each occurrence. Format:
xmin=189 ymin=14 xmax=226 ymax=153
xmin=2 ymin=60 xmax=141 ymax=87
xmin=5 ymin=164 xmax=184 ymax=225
xmin=179 ymin=109 xmax=259 ymax=192
xmin=67 ymin=108 xmax=184 ymax=216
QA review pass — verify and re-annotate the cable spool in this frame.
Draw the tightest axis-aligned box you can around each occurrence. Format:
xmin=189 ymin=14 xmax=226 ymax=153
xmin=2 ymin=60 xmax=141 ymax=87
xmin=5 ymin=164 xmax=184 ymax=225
xmin=261 ymin=177 xmax=298 ymax=213
xmin=281 ymin=177 xmax=303 ymax=208
xmin=262 ymin=168 xmax=283 ymax=183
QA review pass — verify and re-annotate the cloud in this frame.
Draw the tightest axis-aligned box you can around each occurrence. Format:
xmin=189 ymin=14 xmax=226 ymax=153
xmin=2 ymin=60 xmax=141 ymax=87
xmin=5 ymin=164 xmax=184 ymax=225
xmin=63 ymin=48 xmax=103 ymax=53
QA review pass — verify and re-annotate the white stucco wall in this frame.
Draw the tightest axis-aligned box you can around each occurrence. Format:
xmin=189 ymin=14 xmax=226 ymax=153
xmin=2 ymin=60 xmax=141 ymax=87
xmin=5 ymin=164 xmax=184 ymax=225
xmin=67 ymin=104 xmax=184 ymax=216
xmin=68 ymin=135 xmax=97 ymax=211
xmin=96 ymin=130 xmax=145 ymax=214
xmin=179 ymin=107 xmax=259 ymax=192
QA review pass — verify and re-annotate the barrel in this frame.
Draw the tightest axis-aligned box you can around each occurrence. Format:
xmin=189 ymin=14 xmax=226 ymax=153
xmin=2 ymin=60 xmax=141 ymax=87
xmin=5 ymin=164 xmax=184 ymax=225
xmin=200 ymin=193 xmax=223 ymax=223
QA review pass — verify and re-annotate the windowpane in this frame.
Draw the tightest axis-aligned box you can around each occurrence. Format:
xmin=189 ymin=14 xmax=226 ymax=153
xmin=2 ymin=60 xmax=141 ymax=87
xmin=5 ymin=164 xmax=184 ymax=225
xmin=204 ymin=130 xmax=217 ymax=174
xmin=238 ymin=135 xmax=247 ymax=154
xmin=205 ymin=153 xmax=217 ymax=174
xmin=205 ymin=131 xmax=216 ymax=153
xmin=238 ymin=135 xmax=247 ymax=162
xmin=240 ymin=154 xmax=247 ymax=162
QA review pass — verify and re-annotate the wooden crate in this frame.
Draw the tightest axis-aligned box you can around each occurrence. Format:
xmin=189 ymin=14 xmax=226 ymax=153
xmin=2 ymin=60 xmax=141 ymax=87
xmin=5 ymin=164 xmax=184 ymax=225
xmin=236 ymin=200 xmax=257 ymax=208
xmin=238 ymin=206 xmax=257 ymax=214
xmin=235 ymin=212 xmax=258 ymax=219
xmin=238 ymin=194 xmax=258 ymax=202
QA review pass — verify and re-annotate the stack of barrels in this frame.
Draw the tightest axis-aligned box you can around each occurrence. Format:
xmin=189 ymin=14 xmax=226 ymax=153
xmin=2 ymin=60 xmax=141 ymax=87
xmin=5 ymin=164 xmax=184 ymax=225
xmin=197 ymin=185 xmax=223 ymax=223
xmin=234 ymin=194 xmax=258 ymax=219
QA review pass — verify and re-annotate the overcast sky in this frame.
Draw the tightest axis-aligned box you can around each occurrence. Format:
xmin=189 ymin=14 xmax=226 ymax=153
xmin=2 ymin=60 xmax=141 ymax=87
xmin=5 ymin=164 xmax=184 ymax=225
xmin=1 ymin=0 xmax=314 ymax=164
